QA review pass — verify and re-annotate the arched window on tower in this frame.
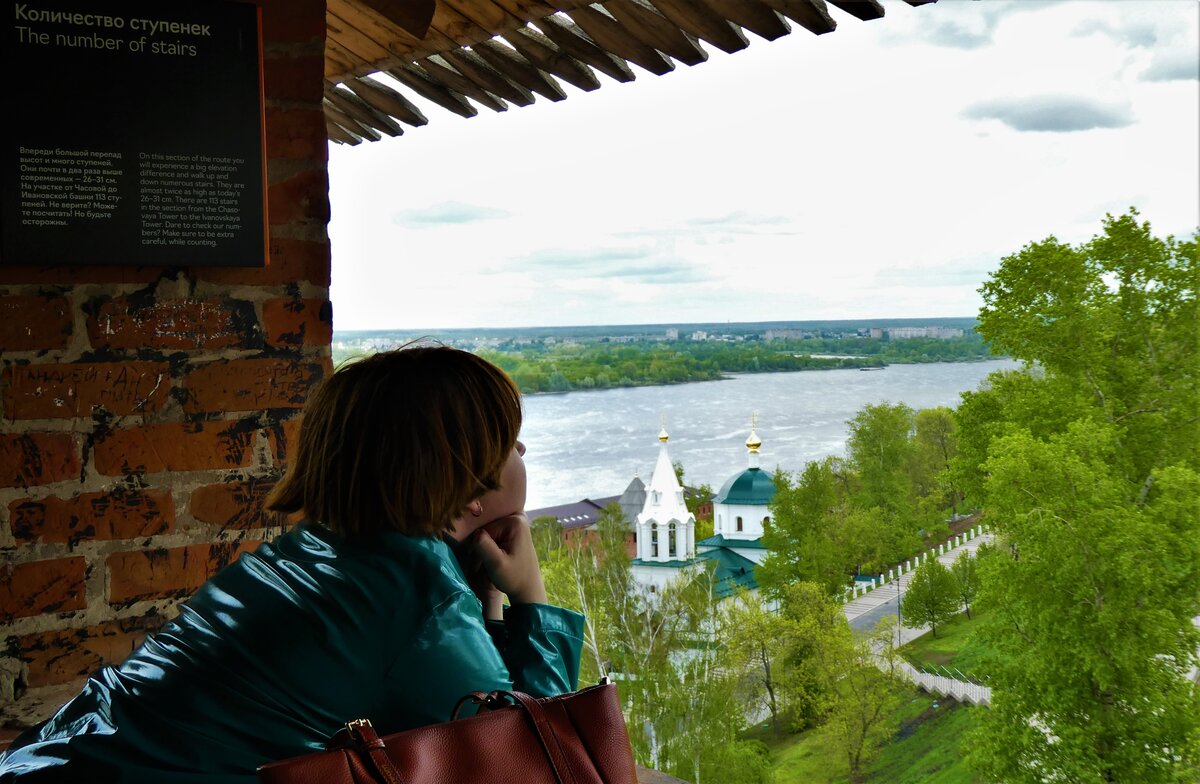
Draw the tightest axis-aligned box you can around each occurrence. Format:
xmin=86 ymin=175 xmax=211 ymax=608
xmin=763 ymin=515 xmax=770 ymax=528
xmin=651 ymin=523 xmax=659 ymax=558
xmin=736 ymin=516 xmax=744 ymax=532
xmin=668 ymin=522 xmax=677 ymax=558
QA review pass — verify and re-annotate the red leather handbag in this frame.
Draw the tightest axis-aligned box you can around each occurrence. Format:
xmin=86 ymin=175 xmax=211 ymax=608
xmin=257 ymin=680 xmax=638 ymax=784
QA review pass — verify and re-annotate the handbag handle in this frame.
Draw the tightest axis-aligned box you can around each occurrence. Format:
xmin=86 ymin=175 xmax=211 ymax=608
xmin=344 ymin=719 xmax=405 ymax=784
xmin=342 ymin=690 xmax=573 ymax=784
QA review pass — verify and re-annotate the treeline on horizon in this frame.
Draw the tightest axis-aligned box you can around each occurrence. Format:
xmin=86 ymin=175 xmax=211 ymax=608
xmin=478 ymin=333 xmax=993 ymax=394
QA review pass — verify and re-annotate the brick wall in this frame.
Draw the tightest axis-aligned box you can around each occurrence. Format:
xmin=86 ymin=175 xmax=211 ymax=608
xmin=0 ymin=0 xmax=330 ymax=720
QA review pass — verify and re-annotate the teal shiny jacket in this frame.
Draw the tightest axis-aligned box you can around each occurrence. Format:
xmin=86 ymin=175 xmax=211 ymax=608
xmin=0 ymin=522 xmax=585 ymax=783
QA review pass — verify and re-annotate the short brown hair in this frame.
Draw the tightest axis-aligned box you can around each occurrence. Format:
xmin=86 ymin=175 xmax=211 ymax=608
xmin=266 ymin=346 xmax=522 ymax=539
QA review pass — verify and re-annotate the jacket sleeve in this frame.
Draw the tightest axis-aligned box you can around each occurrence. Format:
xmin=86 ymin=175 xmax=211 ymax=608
xmin=494 ymin=602 xmax=585 ymax=697
xmin=381 ymin=591 xmax=584 ymax=731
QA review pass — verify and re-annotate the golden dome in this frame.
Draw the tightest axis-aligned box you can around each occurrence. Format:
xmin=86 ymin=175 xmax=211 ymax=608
xmin=746 ymin=413 xmax=762 ymax=453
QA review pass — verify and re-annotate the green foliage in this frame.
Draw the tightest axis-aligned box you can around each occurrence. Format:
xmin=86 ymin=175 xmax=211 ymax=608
xmin=764 ymin=688 xmax=984 ymax=784
xmin=901 ymin=558 xmax=960 ymax=638
xmin=949 ymin=551 xmax=979 ymax=620
xmin=759 ymin=460 xmax=873 ymax=597
xmin=530 ymin=514 xmax=563 ymax=559
xmin=899 ymin=606 xmax=995 ymax=681
xmin=848 ymin=402 xmax=917 ymax=516
xmin=962 ymin=211 xmax=1200 ymax=783
xmin=762 ymin=401 xmax=959 ymax=600
xmin=968 ymin=423 xmax=1200 ymax=782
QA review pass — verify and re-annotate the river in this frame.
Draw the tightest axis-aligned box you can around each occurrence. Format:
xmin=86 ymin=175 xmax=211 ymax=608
xmin=519 ymin=358 xmax=1020 ymax=510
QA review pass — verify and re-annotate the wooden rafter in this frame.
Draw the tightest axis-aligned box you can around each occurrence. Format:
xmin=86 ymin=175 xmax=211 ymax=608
xmin=321 ymin=0 xmax=939 ymax=143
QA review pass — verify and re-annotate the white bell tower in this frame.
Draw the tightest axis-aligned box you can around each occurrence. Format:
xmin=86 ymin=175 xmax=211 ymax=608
xmin=634 ymin=419 xmax=695 ymax=562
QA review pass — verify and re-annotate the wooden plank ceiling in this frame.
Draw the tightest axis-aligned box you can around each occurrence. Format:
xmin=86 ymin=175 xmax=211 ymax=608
xmin=323 ymin=0 xmax=938 ymax=144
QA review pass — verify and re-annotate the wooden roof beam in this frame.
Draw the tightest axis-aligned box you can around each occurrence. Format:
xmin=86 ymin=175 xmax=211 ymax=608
xmin=325 ymin=84 xmax=405 ymax=136
xmin=326 ymin=119 xmax=364 ymax=145
xmin=531 ymin=13 xmax=637 ymax=84
xmin=328 ymin=2 xmax=461 ymax=69
xmin=696 ymin=0 xmax=790 ymax=41
xmin=354 ymin=0 xmax=436 ymax=38
xmin=420 ymin=54 xmax=517 ymax=111
xmin=323 ymin=101 xmax=385 ymax=141
xmin=344 ymin=76 xmax=429 ymax=127
xmin=472 ymin=39 xmax=569 ymax=101
xmin=442 ymin=48 xmax=537 ymax=106
xmin=388 ymin=63 xmax=482 ymax=118
xmin=568 ymin=4 xmax=676 ymax=75
xmin=646 ymin=0 xmax=750 ymax=55
xmin=825 ymin=0 xmax=884 ymax=22
xmin=757 ymin=0 xmax=836 ymax=35
xmin=502 ymin=26 xmax=604 ymax=92
xmin=606 ymin=0 xmax=709 ymax=66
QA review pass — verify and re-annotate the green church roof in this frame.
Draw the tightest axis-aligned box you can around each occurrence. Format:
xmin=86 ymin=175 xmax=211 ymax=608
xmin=714 ymin=467 xmax=776 ymax=506
xmin=697 ymin=534 xmax=767 ymax=549
xmin=699 ymin=547 xmax=759 ymax=598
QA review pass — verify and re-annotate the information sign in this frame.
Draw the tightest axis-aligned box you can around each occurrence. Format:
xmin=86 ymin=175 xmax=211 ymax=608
xmin=2 ymin=0 xmax=266 ymax=266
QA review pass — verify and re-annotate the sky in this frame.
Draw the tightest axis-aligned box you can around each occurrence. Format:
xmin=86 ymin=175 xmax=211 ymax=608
xmin=327 ymin=0 xmax=1199 ymax=331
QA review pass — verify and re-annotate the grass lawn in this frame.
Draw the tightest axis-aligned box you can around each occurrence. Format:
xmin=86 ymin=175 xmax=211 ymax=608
xmin=899 ymin=607 xmax=994 ymax=682
xmin=750 ymin=686 xmax=983 ymax=784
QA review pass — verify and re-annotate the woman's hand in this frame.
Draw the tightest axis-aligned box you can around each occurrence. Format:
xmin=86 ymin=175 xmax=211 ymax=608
xmin=469 ymin=513 xmax=547 ymax=606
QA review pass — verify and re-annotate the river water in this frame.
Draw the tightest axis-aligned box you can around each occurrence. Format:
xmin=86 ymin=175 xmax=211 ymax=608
xmin=519 ymin=359 xmax=1020 ymax=510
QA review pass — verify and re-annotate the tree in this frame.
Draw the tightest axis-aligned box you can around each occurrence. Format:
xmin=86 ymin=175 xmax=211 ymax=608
xmin=963 ymin=212 xmax=1200 ymax=782
xmin=759 ymin=460 xmax=860 ymax=597
xmin=798 ymin=595 xmax=904 ymax=784
xmin=530 ymin=514 xmax=563 ymax=559
xmin=913 ymin=406 xmax=961 ymax=516
xmin=900 ymin=557 xmax=959 ymax=638
xmin=724 ymin=590 xmax=793 ymax=736
xmin=846 ymin=402 xmax=916 ymax=516
xmin=949 ymin=549 xmax=979 ymax=620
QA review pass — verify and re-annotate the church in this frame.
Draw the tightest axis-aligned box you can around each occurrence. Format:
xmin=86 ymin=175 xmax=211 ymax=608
xmin=628 ymin=421 xmax=776 ymax=599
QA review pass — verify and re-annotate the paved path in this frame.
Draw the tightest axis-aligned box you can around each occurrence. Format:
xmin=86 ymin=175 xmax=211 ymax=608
xmin=845 ymin=532 xmax=994 ymax=643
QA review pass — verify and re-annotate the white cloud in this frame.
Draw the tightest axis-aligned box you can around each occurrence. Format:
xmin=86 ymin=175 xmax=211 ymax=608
xmin=327 ymin=0 xmax=1199 ymax=330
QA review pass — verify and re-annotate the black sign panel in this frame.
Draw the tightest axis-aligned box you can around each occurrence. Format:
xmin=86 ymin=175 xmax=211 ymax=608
xmin=2 ymin=0 xmax=266 ymax=267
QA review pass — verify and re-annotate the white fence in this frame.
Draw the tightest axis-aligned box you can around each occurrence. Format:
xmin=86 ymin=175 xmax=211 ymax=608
xmin=842 ymin=523 xmax=991 ymax=601
xmin=894 ymin=660 xmax=992 ymax=706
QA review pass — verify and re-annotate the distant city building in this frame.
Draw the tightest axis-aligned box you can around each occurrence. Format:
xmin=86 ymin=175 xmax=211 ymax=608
xmin=665 ymin=328 xmax=679 ymax=341
xmin=887 ymin=326 xmax=965 ymax=340
xmin=690 ymin=330 xmax=708 ymax=341
xmin=869 ymin=327 xmax=884 ymax=339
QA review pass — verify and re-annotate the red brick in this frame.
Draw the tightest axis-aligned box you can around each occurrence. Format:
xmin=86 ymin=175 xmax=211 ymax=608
xmin=263 ymin=298 xmax=332 ymax=347
xmin=265 ymin=108 xmax=328 ymax=161
xmin=260 ymin=0 xmax=327 ymax=45
xmin=0 ymin=557 xmax=87 ymax=621
xmin=93 ymin=421 xmax=257 ymax=476
xmin=85 ymin=297 xmax=259 ymax=351
xmin=0 ymin=433 xmax=80 ymax=489
xmin=195 ymin=237 xmax=331 ymax=287
xmin=190 ymin=477 xmax=282 ymax=530
xmin=263 ymin=55 xmax=326 ymax=103
xmin=0 ymin=296 xmax=73 ymax=351
xmin=182 ymin=358 xmax=320 ymax=413
xmin=267 ymin=169 xmax=330 ymax=226
xmin=269 ymin=415 xmax=304 ymax=465
xmin=17 ymin=616 xmax=167 ymax=687
xmin=9 ymin=489 xmax=175 ymax=544
xmin=107 ymin=541 xmax=261 ymax=604
xmin=2 ymin=362 xmax=171 ymax=420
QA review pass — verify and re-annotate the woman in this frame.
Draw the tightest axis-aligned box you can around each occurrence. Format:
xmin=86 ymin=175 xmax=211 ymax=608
xmin=0 ymin=346 xmax=584 ymax=783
